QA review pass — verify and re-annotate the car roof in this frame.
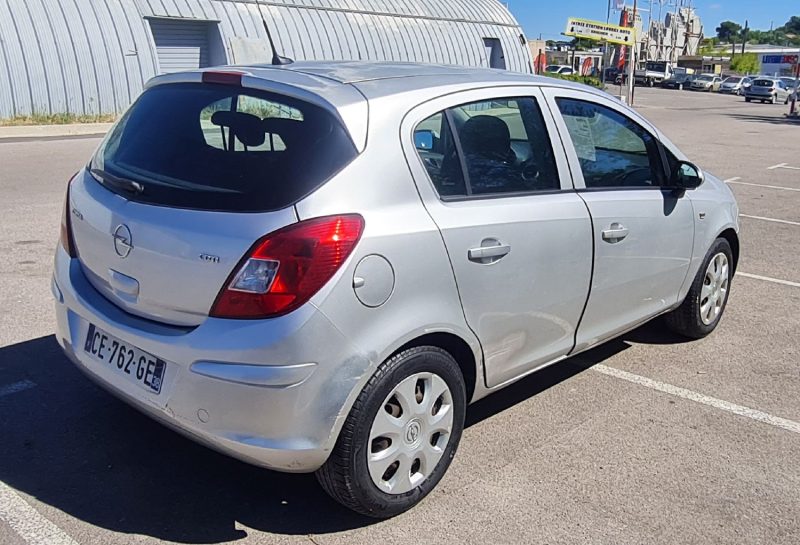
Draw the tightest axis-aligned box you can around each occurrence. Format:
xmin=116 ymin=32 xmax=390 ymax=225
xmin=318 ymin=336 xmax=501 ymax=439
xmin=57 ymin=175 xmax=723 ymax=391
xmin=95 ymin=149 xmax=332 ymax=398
xmin=146 ymin=61 xmax=607 ymax=152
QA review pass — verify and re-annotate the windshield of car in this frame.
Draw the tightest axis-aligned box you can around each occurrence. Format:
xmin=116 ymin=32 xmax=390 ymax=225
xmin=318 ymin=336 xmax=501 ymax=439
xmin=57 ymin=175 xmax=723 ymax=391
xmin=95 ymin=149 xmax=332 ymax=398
xmin=545 ymin=65 xmax=560 ymax=73
xmin=646 ymin=61 xmax=667 ymax=72
xmin=724 ymin=77 xmax=741 ymax=83
xmin=91 ymin=83 xmax=358 ymax=212
xmin=696 ymin=75 xmax=714 ymax=82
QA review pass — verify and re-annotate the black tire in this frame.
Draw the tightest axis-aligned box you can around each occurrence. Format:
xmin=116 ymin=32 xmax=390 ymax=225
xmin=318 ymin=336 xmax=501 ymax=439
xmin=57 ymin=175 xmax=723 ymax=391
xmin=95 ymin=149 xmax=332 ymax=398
xmin=745 ymin=97 xmax=751 ymax=102
xmin=665 ymin=238 xmax=733 ymax=339
xmin=316 ymin=346 xmax=467 ymax=518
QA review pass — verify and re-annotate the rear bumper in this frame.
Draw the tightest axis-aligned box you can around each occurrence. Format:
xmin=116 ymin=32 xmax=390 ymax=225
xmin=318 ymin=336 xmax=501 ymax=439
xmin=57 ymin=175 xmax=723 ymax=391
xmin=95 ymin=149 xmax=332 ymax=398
xmin=52 ymin=246 xmax=370 ymax=472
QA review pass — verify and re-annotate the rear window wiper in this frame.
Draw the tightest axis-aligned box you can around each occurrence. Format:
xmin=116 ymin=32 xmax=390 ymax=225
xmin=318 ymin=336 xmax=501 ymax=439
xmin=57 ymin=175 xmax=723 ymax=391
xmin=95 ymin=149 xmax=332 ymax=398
xmin=90 ymin=168 xmax=145 ymax=195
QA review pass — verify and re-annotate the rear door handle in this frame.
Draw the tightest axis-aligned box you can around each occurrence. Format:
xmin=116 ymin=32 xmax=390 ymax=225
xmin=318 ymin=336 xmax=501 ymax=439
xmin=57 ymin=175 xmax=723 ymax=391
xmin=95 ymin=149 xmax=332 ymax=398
xmin=468 ymin=242 xmax=511 ymax=263
xmin=601 ymin=223 xmax=629 ymax=243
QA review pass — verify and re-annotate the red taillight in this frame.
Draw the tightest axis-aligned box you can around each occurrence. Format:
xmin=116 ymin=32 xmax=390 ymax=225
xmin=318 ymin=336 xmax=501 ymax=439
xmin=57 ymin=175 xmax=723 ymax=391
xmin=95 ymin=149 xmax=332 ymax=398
xmin=60 ymin=173 xmax=78 ymax=258
xmin=210 ymin=215 xmax=365 ymax=319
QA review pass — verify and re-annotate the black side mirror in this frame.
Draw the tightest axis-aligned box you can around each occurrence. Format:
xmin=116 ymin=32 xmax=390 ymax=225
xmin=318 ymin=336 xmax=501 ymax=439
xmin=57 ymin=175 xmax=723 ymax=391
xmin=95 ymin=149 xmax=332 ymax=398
xmin=670 ymin=161 xmax=704 ymax=190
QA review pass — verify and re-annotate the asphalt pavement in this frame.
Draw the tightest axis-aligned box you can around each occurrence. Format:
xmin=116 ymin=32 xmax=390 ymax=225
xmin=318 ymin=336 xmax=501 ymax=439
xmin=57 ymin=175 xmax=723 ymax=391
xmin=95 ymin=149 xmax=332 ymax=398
xmin=0 ymin=87 xmax=798 ymax=545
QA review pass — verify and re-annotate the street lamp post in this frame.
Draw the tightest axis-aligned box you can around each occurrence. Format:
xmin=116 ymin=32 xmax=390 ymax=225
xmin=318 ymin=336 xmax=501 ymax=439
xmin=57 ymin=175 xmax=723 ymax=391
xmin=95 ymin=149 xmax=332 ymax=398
xmin=626 ymin=0 xmax=638 ymax=105
xmin=787 ymin=34 xmax=799 ymax=116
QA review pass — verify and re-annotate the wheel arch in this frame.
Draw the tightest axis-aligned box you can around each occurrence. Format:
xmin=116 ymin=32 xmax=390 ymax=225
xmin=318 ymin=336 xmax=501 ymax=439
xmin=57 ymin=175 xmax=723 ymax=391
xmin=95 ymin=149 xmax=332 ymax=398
xmin=718 ymin=228 xmax=740 ymax=273
xmin=393 ymin=332 xmax=478 ymax=403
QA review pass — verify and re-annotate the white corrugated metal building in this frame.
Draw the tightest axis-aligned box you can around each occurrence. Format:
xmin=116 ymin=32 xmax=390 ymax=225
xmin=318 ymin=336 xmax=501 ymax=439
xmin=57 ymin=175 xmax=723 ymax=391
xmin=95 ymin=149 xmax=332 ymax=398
xmin=0 ymin=0 xmax=532 ymax=119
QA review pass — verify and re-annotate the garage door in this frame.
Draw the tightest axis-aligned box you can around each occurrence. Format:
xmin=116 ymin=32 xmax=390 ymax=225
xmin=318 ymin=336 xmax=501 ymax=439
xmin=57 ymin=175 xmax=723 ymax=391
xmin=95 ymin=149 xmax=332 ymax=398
xmin=149 ymin=19 xmax=212 ymax=73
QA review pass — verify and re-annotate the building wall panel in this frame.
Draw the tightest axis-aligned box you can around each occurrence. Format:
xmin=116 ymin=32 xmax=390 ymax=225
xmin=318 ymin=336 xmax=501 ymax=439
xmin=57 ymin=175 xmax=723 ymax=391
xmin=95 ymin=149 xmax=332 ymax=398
xmin=0 ymin=0 xmax=529 ymax=119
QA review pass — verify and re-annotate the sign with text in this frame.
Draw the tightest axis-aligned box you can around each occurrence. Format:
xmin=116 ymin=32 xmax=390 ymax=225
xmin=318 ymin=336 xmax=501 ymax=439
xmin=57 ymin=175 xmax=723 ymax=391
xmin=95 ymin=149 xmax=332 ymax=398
xmin=564 ymin=17 xmax=635 ymax=46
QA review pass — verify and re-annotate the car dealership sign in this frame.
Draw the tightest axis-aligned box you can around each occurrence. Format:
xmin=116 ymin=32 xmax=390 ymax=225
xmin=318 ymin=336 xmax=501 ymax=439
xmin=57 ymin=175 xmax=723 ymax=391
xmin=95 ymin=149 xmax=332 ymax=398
xmin=564 ymin=17 xmax=635 ymax=46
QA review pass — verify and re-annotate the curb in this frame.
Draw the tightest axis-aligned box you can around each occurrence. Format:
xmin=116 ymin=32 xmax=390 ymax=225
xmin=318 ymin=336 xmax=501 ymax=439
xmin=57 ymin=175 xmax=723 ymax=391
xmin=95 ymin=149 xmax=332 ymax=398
xmin=0 ymin=122 xmax=113 ymax=140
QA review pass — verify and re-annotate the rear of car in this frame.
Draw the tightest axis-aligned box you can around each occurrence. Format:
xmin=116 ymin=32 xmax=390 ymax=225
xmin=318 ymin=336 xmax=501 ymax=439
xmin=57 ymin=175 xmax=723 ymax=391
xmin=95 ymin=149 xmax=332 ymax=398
xmin=745 ymin=78 xmax=781 ymax=102
xmin=52 ymin=73 xmax=370 ymax=471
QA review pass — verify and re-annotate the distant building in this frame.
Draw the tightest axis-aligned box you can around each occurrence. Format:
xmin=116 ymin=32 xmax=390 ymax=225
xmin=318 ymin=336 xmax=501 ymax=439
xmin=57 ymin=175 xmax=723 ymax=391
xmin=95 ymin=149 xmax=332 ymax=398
xmin=0 ymin=0 xmax=532 ymax=120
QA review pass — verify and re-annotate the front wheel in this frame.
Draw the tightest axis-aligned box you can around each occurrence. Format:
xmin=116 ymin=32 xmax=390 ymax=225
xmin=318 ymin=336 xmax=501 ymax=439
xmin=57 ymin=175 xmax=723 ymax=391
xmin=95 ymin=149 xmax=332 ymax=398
xmin=316 ymin=346 xmax=467 ymax=518
xmin=665 ymin=238 xmax=733 ymax=339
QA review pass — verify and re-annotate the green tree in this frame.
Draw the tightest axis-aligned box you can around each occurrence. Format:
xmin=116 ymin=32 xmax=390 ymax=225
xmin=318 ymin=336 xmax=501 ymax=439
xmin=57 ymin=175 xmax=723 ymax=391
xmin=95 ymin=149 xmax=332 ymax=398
xmin=730 ymin=53 xmax=759 ymax=75
xmin=716 ymin=21 xmax=742 ymax=42
xmin=784 ymin=15 xmax=800 ymax=34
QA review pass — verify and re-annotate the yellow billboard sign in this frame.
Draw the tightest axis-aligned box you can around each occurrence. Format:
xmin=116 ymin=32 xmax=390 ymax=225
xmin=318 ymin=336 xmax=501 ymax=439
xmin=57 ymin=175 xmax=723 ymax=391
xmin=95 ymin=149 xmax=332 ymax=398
xmin=564 ymin=17 xmax=636 ymax=46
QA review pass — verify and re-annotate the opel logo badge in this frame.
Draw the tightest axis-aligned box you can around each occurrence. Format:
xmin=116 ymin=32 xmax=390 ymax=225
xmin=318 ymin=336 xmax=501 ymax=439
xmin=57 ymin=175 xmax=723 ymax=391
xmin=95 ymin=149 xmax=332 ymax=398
xmin=404 ymin=420 xmax=422 ymax=445
xmin=113 ymin=224 xmax=133 ymax=258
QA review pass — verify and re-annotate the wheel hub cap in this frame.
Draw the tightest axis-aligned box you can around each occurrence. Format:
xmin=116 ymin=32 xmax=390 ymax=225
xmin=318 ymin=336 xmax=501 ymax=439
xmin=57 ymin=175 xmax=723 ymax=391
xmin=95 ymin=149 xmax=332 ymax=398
xmin=700 ymin=252 xmax=729 ymax=325
xmin=367 ymin=372 xmax=454 ymax=495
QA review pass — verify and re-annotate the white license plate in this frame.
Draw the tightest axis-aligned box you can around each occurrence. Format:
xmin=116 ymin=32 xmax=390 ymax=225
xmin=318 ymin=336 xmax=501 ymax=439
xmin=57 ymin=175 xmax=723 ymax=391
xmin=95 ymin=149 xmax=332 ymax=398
xmin=83 ymin=323 xmax=167 ymax=394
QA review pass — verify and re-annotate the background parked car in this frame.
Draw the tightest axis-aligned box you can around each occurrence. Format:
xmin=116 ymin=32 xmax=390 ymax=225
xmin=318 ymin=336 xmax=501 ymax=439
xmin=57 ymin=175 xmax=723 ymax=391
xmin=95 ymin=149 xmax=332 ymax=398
xmin=690 ymin=74 xmax=723 ymax=92
xmin=719 ymin=76 xmax=752 ymax=95
xmin=779 ymin=77 xmax=798 ymax=98
xmin=745 ymin=78 xmax=792 ymax=104
xmin=662 ymin=73 xmax=696 ymax=90
xmin=545 ymin=64 xmax=574 ymax=75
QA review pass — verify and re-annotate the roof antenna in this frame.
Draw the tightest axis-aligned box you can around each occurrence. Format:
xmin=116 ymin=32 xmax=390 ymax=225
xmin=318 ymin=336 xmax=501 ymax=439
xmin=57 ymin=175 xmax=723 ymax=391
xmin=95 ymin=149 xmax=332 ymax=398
xmin=254 ymin=0 xmax=293 ymax=65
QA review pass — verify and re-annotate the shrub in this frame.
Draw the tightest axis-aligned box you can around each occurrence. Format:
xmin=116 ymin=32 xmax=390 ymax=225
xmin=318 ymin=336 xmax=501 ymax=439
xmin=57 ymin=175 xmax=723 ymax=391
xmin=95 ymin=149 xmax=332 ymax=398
xmin=542 ymin=72 xmax=605 ymax=89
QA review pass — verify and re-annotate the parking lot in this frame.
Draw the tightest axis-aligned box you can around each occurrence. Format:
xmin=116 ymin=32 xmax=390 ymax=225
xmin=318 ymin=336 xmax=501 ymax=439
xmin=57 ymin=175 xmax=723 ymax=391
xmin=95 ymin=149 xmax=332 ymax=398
xmin=0 ymin=86 xmax=798 ymax=545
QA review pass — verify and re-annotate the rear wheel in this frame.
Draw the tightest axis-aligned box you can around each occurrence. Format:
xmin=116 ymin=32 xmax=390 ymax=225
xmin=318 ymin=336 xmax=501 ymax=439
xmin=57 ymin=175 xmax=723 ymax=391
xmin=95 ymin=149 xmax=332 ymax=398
xmin=316 ymin=346 xmax=467 ymax=518
xmin=745 ymin=97 xmax=751 ymax=102
xmin=665 ymin=238 xmax=733 ymax=339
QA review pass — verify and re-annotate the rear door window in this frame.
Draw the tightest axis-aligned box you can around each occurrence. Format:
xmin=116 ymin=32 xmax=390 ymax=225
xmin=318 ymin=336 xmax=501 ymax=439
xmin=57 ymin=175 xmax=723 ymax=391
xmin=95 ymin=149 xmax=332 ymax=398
xmin=414 ymin=97 xmax=560 ymax=198
xmin=91 ymin=83 xmax=357 ymax=212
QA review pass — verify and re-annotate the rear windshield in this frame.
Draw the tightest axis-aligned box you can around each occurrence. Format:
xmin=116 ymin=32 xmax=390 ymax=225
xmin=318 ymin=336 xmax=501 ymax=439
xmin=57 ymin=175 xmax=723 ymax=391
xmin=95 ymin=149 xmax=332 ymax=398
xmin=753 ymin=80 xmax=773 ymax=87
xmin=91 ymin=83 xmax=358 ymax=212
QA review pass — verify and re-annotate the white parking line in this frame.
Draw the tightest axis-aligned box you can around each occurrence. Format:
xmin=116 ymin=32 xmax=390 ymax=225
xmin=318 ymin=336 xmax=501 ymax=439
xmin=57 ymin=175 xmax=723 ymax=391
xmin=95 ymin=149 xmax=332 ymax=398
xmin=737 ymin=272 xmax=800 ymax=288
xmin=592 ymin=364 xmax=800 ymax=435
xmin=0 ymin=481 xmax=79 ymax=545
xmin=726 ymin=180 xmax=800 ymax=192
xmin=0 ymin=380 xmax=36 ymax=399
xmin=739 ymin=214 xmax=800 ymax=226
xmin=723 ymin=177 xmax=741 ymax=183
xmin=768 ymin=163 xmax=800 ymax=171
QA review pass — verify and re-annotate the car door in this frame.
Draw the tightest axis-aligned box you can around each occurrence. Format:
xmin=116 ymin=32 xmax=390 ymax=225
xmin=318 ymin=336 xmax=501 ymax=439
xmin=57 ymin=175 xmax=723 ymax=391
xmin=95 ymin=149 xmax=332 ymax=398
xmin=402 ymin=88 xmax=593 ymax=388
xmin=542 ymin=88 xmax=695 ymax=352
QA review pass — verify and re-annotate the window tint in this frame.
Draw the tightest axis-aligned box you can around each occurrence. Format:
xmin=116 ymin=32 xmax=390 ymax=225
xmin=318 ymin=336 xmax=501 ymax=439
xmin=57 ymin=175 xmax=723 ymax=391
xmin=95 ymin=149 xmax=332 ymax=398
xmin=415 ymin=97 xmax=560 ymax=198
xmin=91 ymin=83 xmax=357 ymax=212
xmin=556 ymin=98 xmax=664 ymax=188
xmin=413 ymin=112 xmax=468 ymax=197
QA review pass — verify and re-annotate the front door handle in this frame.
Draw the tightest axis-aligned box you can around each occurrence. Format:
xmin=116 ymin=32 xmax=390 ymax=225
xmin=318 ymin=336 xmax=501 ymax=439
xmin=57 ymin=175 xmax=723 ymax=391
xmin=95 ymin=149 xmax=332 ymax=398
xmin=468 ymin=241 xmax=511 ymax=264
xmin=601 ymin=223 xmax=629 ymax=243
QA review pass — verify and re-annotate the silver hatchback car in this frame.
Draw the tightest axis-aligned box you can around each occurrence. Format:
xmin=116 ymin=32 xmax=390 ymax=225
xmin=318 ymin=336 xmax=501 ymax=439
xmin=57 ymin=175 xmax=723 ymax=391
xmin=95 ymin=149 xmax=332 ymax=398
xmin=745 ymin=77 xmax=792 ymax=103
xmin=53 ymin=62 xmax=739 ymax=517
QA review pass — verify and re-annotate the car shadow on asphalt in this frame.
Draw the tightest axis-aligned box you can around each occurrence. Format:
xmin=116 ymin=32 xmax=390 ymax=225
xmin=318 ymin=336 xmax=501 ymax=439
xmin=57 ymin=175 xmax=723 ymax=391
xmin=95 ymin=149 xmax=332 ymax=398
xmin=0 ymin=322 xmax=685 ymax=542
xmin=724 ymin=112 xmax=800 ymax=125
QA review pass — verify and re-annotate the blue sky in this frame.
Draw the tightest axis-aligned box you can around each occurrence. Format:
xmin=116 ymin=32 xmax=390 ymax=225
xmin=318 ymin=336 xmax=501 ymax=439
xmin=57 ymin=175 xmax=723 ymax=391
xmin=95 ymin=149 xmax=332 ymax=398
xmin=506 ymin=1 xmax=798 ymax=41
